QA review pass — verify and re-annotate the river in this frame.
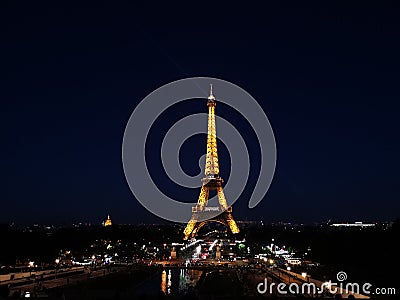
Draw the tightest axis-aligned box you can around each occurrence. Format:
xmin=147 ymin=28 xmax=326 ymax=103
xmin=133 ymin=268 xmax=202 ymax=298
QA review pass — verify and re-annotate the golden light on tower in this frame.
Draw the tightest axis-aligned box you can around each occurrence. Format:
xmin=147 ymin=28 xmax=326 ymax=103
xmin=183 ymin=85 xmax=239 ymax=240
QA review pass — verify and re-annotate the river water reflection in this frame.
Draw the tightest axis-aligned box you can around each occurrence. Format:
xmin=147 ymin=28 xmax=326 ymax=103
xmin=134 ymin=268 xmax=202 ymax=298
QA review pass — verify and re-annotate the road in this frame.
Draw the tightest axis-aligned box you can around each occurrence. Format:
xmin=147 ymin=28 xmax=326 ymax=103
xmin=8 ymin=266 xmax=126 ymax=295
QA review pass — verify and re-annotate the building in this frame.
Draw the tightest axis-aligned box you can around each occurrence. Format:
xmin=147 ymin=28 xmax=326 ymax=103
xmin=103 ymin=214 xmax=112 ymax=227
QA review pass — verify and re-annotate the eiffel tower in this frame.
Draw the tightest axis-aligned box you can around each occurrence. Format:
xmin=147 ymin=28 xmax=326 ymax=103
xmin=183 ymin=85 xmax=239 ymax=240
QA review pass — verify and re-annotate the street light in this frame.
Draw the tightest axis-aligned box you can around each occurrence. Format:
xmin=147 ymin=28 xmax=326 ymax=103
xmin=28 ymin=261 xmax=34 ymax=276
xmin=55 ymin=259 xmax=60 ymax=278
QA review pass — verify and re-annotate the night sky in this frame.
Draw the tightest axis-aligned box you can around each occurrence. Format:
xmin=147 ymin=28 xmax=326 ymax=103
xmin=1 ymin=2 xmax=400 ymax=225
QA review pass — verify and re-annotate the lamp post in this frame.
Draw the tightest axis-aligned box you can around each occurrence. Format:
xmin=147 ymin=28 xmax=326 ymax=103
xmin=287 ymin=267 xmax=291 ymax=283
xmin=55 ymin=259 xmax=60 ymax=279
xmin=29 ymin=261 xmax=34 ymax=277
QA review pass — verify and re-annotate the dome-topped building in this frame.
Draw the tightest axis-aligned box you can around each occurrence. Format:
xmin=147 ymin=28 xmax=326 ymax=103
xmin=103 ymin=214 xmax=112 ymax=227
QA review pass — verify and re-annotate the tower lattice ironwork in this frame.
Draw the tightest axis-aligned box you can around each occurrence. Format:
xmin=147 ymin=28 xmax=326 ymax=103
xmin=183 ymin=85 xmax=239 ymax=240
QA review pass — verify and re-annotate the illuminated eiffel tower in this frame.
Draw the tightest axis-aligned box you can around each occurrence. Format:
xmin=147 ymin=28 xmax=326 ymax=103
xmin=183 ymin=85 xmax=239 ymax=240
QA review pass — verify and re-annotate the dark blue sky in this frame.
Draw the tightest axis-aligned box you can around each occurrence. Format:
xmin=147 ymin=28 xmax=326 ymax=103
xmin=1 ymin=2 xmax=399 ymax=225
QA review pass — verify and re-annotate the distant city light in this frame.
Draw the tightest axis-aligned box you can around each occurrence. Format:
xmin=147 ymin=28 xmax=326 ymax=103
xmin=331 ymin=221 xmax=375 ymax=228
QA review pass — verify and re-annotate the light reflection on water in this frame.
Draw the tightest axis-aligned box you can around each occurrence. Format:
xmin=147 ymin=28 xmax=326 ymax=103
xmin=136 ymin=268 xmax=202 ymax=297
xmin=161 ymin=270 xmax=167 ymax=294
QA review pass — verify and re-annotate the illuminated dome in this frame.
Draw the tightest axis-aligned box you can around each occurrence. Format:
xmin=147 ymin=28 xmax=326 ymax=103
xmin=103 ymin=214 xmax=112 ymax=227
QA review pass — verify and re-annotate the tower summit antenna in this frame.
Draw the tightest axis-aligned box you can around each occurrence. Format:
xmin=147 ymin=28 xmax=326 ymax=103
xmin=208 ymin=84 xmax=215 ymax=101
